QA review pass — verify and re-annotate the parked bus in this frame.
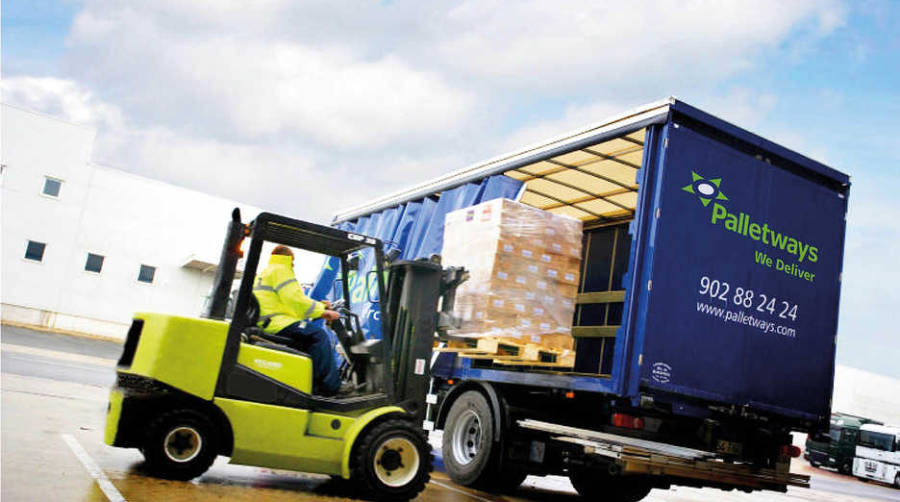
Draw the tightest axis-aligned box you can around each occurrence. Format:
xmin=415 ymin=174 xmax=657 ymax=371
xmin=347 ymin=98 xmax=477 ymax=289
xmin=852 ymin=423 xmax=900 ymax=488
xmin=805 ymin=412 xmax=881 ymax=474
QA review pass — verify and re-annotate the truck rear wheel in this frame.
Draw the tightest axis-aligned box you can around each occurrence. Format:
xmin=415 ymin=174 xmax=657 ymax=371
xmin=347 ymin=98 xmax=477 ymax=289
xmin=141 ymin=409 xmax=218 ymax=481
xmin=442 ymin=390 xmax=525 ymax=491
xmin=569 ymin=469 xmax=651 ymax=502
xmin=351 ymin=418 xmax=432 ymax=502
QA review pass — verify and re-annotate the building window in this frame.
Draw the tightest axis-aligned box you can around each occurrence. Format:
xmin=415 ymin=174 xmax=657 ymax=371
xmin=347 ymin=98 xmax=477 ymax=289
xmin=138 ymin=264 xmax=156 ymax=283
xmin=42 ymin=177 xmax=63 ymax=197
xmin=85 ymin=253 xmax=105 ymax=273
xmin=25 ymin=240 xmax=46 ymax=262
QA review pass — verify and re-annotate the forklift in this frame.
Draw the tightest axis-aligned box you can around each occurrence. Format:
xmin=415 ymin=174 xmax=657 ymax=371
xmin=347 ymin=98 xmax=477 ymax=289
xmin=104 ymin=209 xmax=465 ymax=501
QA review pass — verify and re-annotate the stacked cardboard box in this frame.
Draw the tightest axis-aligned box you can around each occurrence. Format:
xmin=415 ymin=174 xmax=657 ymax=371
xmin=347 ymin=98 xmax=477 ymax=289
xmin=442 ymin=198 xmax=583 ymax=352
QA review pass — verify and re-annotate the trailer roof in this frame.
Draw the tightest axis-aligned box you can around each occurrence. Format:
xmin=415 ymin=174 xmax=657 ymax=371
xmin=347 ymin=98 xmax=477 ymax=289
xmin=333 ymin=97 xmax=849 ymax=224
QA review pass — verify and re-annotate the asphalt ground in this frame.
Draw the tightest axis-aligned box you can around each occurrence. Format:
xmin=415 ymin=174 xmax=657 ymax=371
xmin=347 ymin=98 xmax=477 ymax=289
xmin=2 ymin=324 xmax=898 ymax=502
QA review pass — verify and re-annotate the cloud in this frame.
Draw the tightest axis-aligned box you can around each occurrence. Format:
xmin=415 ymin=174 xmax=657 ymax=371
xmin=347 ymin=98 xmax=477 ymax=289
xmin=5 ymin=1 xmax=852 ymax=223
xmin=497 ymin=99 xmax=629 ymax=153
xmin=65 ymin=2 xmax=473 ymax=150
xmin=1 ymin=76 xmax=124 ymax=130
xmin=434 ymin=0 xmax=846 ymax=92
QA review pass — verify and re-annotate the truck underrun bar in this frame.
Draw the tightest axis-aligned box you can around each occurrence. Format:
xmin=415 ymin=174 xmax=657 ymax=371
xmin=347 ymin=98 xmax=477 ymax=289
xmin=519 ymin=420 xmax=809 ymax=492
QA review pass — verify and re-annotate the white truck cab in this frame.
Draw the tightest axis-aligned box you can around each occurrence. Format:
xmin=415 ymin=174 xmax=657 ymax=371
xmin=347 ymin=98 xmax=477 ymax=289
xmin=852 ymin=423 xmax=900 ymax=487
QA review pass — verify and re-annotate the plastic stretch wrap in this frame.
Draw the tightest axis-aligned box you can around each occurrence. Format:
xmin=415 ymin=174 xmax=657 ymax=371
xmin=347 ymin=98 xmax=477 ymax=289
xmin=442 ymin=198 xmax=583 ymax=351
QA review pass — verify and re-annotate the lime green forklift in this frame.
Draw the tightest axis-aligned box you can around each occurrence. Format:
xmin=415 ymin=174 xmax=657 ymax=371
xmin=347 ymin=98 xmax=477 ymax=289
xmin=104 ymin=209 xmax=464 ymax=501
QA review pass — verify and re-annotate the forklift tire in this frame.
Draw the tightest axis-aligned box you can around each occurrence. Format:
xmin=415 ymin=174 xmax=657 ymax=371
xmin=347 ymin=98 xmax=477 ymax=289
xmin=351 ymin=418 xmax=433 ymax=502
xmin=442 ymin=390 xmax=520 ymax=490
xmin=141 ymin=409 xmax=219 ymax=481
xmin=569 ymin=470 xmax=651 ymax=502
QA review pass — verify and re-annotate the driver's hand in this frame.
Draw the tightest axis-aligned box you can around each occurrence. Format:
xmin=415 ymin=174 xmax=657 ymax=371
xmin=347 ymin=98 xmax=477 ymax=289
xmin=321 ymin=300 xmax=332 ymax=309
xmin=321 ymin=310 xmax=341 ymax=322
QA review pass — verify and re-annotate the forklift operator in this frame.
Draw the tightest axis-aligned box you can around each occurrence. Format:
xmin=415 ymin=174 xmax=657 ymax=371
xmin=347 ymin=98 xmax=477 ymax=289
xmin=253 ymin=246 xmax=342 ymax=396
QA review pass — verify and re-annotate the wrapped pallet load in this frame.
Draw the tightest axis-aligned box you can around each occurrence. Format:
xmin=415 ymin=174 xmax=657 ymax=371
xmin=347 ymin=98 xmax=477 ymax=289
xmin=441 ymin=198 xmax=583 ymax=366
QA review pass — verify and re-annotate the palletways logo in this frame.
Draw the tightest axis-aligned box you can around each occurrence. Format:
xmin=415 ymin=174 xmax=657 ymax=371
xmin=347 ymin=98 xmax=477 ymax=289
xmin=681 ymin=171 xmax=728 ymax=206
xmin=682 ymin=171 xmax=819 ymax=283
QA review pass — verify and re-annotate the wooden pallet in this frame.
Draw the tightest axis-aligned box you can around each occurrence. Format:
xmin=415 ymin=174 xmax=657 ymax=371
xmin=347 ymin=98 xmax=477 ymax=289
xmin=436 ymin=337 xmax=575 ymax=368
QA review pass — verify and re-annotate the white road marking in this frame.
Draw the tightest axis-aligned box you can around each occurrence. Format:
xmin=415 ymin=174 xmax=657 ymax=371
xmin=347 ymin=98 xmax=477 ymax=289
xmin=2 ymin=343 xmax=117 ymax=367
xmin=61 ymin=433 xmax=127 ymax=502
xmin=430 ymin=480 xmax=496 ymax=502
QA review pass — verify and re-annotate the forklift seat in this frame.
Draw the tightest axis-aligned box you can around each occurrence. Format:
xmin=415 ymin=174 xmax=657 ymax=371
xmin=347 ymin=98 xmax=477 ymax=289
xmin=243 ymin=294 xmax=310 ymax=358
xmin=251 ymin=338 xmax=309 ymax=358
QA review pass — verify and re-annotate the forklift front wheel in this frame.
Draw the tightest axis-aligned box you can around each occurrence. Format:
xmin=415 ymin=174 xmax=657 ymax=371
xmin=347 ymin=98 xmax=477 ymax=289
xmin=352 ymin=418 xmax=432 ymax=501
xmin=141 ymin=409 xmax=219 ymax=481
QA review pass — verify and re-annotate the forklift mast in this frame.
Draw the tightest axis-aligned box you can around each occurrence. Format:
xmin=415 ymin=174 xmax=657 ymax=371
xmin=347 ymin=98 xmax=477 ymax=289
xmin=205 ymin=208 xmax=246 ymax=320
xmin=384 ymin=261 xmax=467 ymax=421
xmin=384 ymin=261 xmax=441 ymax=420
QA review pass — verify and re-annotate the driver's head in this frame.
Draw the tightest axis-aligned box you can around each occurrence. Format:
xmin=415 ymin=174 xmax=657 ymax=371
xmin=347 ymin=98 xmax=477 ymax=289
xmin=272 ymin=245 xmax=294 ymax=264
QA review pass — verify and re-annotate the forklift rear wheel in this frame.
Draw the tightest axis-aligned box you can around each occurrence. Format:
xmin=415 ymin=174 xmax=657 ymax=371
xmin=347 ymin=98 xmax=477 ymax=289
xmin=142 ymin=409 xmax=219 ymax=481
xmin=352 ymin=418 xmax=432 ymax=501
xmin=569 ymin=470 xmax=651 ymax=502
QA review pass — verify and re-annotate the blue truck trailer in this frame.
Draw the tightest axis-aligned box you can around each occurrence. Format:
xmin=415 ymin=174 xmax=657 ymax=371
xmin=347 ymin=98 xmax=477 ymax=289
xmin=328 ymin=98 xmax=850 ymax=499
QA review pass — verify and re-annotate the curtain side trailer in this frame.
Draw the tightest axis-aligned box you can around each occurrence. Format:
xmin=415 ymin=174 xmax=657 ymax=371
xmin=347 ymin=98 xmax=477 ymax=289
xmin=333 ymin=98 xmax=851 ymax=498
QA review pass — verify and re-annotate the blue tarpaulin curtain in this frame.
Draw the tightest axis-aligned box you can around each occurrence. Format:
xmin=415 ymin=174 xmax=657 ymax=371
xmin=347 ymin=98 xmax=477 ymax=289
xmin=309 ymin=175 xmax=523 ymax=351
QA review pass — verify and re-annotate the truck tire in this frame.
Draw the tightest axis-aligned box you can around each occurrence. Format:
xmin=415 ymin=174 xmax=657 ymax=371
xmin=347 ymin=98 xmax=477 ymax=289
xmin=441 ymin=390 xmax=527 ymax=492
xmin=351 ymin=418 xmax=432 ymax=502
xmin=569 ymin=470 xmax=651 ymax=502
xmin=840 ymin=461 xmax=851 ymax=475
xmin=442 ymin=391 xmax=499 ymax=487
xmin=141 ymin=409 xmax=218 ymax=481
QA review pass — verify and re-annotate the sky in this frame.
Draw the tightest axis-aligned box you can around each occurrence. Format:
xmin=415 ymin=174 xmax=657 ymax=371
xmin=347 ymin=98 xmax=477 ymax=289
xmin=2 ymin=0 xmax=898 ymax=377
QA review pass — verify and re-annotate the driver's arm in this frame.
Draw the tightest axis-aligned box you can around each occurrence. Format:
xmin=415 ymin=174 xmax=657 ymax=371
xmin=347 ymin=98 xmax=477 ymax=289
xmin=272 ymin=268 xmax=325 ymax=320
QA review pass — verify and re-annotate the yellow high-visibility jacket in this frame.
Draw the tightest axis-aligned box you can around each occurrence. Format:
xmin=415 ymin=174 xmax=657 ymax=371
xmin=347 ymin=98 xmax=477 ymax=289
xmin=253 ymin=254 xmax=325 ymax=334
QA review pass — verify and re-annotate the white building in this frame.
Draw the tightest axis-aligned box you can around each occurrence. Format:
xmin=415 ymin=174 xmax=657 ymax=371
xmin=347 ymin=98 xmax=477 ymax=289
xmin=1 ymin=103 xmax=263 ymax=340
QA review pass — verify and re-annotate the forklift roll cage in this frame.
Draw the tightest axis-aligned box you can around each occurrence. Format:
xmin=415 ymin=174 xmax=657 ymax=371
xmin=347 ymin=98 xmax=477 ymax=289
xmin=204 ymin=208 xmax=395 ymax=411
